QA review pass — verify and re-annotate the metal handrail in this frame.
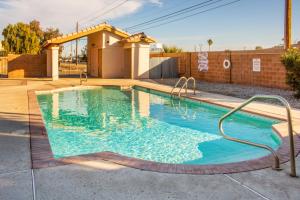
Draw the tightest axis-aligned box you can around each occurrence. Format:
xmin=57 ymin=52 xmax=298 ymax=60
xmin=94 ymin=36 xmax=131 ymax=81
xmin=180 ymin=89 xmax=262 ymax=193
xmin=171 ymin=76 xmax=187 ymax=96
xmin=178 ymin=77 xmax=196 ymax=97
xmin=218 ymin=95 xmax=296 ymax=177
xmin=80 ymin=71 xmax=87 ymax=85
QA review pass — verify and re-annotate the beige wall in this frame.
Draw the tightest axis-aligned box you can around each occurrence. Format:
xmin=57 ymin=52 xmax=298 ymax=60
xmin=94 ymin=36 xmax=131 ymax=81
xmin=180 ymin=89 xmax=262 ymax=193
xmin=102 ymin=48 xmax=124 ymax=78
xmin=87 ymin=31 xmax=125 ymax=78
xmin=46 ymin=47 xmax=59 ymax=80
xmin=131 ymin=43 xmax=150 ymax=79
xmin=87 ymin=31 xmax=151 ymax=79
xmin=7 ymin=53 xmax=47 ymax=78
xmin=101 ymin=31 xmax=125 ymax=78
xmin=87 ymin=32 xmax=102 ymax=77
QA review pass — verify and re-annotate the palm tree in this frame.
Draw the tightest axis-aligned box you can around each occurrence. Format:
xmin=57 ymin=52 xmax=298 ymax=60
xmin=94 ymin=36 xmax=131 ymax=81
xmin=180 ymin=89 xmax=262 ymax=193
xmin=207 ymin=39 xmax=213 ymax=51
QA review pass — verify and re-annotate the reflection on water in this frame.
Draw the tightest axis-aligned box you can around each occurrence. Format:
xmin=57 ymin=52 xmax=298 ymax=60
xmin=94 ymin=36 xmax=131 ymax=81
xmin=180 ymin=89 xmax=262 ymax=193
xmin=52 ymin=93 xmax=59 ymax=118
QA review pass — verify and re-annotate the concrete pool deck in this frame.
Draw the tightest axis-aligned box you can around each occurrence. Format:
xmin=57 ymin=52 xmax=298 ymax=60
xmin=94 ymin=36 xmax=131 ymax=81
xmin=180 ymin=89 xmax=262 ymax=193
xmin=0 ymin=78 xmax=299 ymax=200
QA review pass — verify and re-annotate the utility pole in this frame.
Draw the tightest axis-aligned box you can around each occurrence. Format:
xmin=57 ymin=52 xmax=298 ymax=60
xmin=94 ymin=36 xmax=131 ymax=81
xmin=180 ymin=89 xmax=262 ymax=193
xmin=75 ymin=22 xmax=79 ymax=65
xmin=284 ymin=0 xmax=292 ymax=49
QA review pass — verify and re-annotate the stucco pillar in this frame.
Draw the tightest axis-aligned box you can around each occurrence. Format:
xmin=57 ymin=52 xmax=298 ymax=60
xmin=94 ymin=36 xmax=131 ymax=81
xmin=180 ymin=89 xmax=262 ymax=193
xmin=46 ymin=46 xmax=59 ymax=80
xmin=131 ymin=43 xmax=150 ymax=79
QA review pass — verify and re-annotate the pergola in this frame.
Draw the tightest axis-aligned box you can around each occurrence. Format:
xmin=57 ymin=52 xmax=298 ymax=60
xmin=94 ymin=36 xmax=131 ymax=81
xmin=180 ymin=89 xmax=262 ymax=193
xmin=43 ymin=23 xmax=155 ymax=80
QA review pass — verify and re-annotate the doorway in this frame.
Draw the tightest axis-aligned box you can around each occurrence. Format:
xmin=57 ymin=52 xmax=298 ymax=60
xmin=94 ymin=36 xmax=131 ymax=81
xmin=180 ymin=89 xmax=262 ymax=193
xmin=124 ymin=48 xmax=132 ymax=78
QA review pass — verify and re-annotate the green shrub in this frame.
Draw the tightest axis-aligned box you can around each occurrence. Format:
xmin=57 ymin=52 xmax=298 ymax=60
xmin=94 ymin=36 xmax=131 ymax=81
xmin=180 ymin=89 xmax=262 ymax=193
xmin=162 ymin=45 xmax=183 ymax=53
xmin=281 ymin=48 xmax=300 ymax=98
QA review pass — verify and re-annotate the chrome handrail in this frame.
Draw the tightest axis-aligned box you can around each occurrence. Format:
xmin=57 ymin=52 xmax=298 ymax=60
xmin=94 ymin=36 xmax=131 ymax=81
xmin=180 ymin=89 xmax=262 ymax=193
xmin=80 ymin=71 xmax=87 ymax=85
xmin=178 ymin=77 xmax=196 ymax=97
xmin=218 ymin=95 xmax=296 ymax=177
xmin=171 ymin=76 xmax=187 ymax=96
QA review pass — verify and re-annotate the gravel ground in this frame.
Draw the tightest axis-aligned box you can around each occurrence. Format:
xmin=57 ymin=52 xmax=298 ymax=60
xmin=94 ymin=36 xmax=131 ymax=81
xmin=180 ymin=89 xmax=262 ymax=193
xmin=149 ymin=78 xmax=300 ymax=109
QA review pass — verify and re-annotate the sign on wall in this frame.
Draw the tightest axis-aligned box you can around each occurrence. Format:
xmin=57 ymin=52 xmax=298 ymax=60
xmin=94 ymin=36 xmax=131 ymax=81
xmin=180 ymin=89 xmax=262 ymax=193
xmin=198 ymin=51 xmax=209 ymax=72
xmin=252 ymin=58 xmax=261 ymax=72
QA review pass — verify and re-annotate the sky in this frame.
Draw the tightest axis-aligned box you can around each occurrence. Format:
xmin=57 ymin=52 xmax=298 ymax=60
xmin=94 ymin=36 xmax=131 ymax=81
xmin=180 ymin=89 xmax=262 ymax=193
xmin=0 ymin=0 xmax=299 ymax=52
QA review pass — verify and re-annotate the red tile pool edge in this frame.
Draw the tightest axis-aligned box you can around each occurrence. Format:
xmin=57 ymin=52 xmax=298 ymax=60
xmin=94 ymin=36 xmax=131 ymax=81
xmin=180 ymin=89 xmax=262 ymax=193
xmin=28 ymin=88 xmax=300 ymax=174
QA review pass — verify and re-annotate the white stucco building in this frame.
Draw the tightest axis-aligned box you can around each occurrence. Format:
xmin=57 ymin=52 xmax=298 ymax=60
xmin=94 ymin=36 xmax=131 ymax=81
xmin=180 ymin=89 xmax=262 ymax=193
xmin=43 ymin=23 xmax=156 ymax=80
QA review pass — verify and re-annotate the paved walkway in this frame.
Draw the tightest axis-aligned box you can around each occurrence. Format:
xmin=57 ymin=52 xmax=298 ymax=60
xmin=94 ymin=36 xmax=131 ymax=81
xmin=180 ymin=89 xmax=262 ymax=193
xmin=0 ymin=79 xmax=299 ymax=200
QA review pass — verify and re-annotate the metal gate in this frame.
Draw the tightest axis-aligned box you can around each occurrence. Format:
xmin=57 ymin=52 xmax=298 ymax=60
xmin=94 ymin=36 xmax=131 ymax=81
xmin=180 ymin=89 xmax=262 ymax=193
xmin=149 ymin=57 xmax=178 ymax=79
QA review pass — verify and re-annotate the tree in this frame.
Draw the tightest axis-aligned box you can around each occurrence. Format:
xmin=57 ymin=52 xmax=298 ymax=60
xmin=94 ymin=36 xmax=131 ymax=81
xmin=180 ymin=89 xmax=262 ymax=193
xmin=162 ymin=44 xmax=183 ymax=53
xmin=255 ymin=46 xmax=263 ymax=50
xmin=2 ymin=20 xmax=62 ymax=54
xmin=29 ymin=20 xmax=44 ymax=45
xmin=207 ymin=39 xmax=213 ymax=51
xmin=2 ymin=22 xmax=40 ymax=54
xmin=43 ymin=28 xmax=62 ymax=44
xmin=281 ymin=48 xmax=300 ymax=98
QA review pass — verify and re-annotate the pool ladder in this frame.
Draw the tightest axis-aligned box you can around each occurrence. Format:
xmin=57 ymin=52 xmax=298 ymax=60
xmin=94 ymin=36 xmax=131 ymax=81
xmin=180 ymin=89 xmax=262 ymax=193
xmin=80 ymin=70 xmax=87 ymax=85
xmin=218 ymin=95 xmax=297 ymax=177
xmin=171 ymin=76 xmax=196 ymax=98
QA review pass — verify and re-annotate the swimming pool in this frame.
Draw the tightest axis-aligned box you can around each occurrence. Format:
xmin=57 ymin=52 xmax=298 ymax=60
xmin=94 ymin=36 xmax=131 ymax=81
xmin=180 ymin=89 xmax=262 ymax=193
xmin=37 ymin=86 xmax=281 ymax=165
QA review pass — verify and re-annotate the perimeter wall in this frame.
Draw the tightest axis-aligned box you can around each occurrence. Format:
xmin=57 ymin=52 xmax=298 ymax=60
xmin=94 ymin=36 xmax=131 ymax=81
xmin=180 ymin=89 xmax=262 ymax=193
xmin=150 ymin=49 xmax=288 ymax=89
xmin=7 ymin=54 xmax=47 ymax=78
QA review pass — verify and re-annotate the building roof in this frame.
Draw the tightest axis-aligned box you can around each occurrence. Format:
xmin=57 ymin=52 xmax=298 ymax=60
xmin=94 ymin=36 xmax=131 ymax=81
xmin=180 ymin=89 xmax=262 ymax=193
xmin=121 ymin=32 xmax=155 ymax=43
xmin=43 ymin=23 xmax=155 ymax=48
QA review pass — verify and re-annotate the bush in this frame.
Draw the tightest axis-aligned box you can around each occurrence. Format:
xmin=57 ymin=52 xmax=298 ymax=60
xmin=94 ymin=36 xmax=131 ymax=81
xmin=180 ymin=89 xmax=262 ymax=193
xmin=281 ymin=48 xmax=300 ymax=98
xmin=162 ymin=45 xmax=183 ymax=53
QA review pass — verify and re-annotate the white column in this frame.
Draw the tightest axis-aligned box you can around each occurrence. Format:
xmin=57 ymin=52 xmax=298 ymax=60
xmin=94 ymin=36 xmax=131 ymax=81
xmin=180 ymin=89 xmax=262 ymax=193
xmin=51 ymin=47 xmax=59 ymax=80
xmin=46 ymin=46 xmax=60 ymax=80
xmin=131 ymin=43 xmax=150 ymax=79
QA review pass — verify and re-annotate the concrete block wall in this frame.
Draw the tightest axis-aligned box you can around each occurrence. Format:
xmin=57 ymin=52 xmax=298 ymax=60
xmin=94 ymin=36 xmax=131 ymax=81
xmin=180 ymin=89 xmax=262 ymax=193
xmin=151 ymin=50 xmax=289 ymax=89
xmin=7 ymin=54 xmax=47 ymax=78
xmin=191 ymin=51 xmax=288 ymax=89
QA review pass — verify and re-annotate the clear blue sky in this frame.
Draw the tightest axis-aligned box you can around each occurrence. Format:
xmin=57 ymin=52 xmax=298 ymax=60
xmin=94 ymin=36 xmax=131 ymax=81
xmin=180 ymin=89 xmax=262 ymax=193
xmin=109 ymin=0 xmax=300 ymax=51
xmin=1 ymin=0 xmax=299 ymax=51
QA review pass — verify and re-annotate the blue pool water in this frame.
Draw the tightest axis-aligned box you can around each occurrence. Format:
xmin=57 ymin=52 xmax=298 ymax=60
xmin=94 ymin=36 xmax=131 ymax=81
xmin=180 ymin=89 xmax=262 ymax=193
xmin=37 ymin=86 xmax=281 ymax=165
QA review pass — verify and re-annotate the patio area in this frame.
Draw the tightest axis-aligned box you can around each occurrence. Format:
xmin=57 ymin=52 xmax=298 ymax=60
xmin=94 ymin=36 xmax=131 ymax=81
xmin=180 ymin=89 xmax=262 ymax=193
xmin=0 ymin=78 xmax=299 ymax=200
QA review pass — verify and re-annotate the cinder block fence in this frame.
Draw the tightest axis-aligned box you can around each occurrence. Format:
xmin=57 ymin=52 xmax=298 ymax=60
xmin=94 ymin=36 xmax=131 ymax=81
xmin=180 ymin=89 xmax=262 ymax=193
xmin=2 ymin=49 xmax=289 ymax=89
xmin=7 ymin=54 xmax=47 ymax=78
xmin=150 ymin=49 xmax=288 ymax=89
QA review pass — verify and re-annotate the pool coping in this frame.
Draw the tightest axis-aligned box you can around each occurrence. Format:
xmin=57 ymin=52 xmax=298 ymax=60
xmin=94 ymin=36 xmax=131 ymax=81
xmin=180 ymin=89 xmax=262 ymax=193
xmin=28 ymin=84 xmax=300 ymax=174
